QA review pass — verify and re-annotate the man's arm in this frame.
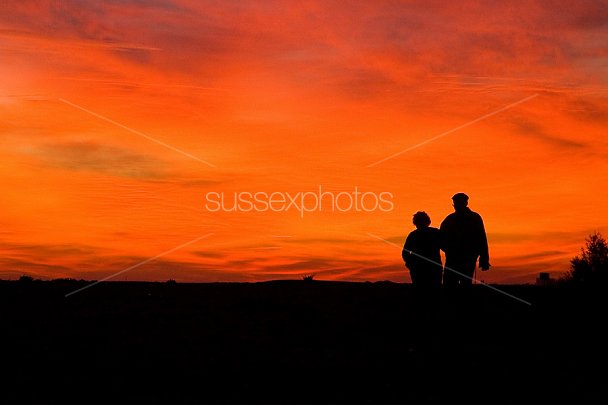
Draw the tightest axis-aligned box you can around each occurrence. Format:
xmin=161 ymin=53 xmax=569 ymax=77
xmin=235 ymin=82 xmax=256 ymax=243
xmin=478 ymin=216 xmax=490 ymax=270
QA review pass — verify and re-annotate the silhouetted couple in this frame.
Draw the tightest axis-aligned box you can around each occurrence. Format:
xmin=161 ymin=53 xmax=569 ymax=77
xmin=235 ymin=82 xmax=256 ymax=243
xmin=402 ymin=193 xmax=490 ymax=288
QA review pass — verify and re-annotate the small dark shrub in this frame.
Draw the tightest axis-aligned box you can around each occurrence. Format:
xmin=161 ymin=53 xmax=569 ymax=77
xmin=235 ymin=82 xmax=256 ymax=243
xmin=18 ymin=275 xmax=34 ymax=283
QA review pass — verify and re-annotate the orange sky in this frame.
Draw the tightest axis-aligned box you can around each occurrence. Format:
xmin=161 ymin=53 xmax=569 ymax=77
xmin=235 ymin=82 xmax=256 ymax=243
xmin=1 ymin=0 xmax=607 ymax=283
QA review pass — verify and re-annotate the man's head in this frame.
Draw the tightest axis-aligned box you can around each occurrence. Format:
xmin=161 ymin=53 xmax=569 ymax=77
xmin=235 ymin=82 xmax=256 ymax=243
xmin=412 ymin=211 xmax=431 ymax=229
xmin=451 ymin=192 xmax=469 ymax=212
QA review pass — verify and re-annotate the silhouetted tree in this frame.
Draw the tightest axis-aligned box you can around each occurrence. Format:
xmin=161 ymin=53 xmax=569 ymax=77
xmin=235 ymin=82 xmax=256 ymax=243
xmin=18 ymin=275 xmax=34 ymax=283
xmin=566 ymin=232 xmax=608 ymax=284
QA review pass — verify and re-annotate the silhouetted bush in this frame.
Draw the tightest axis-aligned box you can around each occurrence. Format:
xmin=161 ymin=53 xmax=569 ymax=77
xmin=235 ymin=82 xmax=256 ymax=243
xmin=166 ymin=279 xmax=177 ymax=284
xmin=302 ymin=274 xmax=315 ymax=282
xmin=18 ymin=275 xmax=34 ymax=283
xmin=564 ymin=232 xmax=608 ymax=284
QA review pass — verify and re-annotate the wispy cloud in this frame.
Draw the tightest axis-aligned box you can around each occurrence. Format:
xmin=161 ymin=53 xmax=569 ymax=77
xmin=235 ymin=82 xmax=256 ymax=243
xmin=2 ymin=241 xmax=98 ymax=258
xmin=28 ymin=141 xmax=168 ymax=179
xmin=510 ymin=117 xmax=587 ymax=149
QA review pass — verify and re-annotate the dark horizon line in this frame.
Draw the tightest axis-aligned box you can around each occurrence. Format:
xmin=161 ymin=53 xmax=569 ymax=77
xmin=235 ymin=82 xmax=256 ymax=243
xmin=2 ymin=277 xmax=548 ymax=286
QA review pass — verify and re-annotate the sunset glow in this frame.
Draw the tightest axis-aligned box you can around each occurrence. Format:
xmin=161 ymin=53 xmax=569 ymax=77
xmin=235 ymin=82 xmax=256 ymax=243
xmin=1 ymin=0 xmax=607 ymax=283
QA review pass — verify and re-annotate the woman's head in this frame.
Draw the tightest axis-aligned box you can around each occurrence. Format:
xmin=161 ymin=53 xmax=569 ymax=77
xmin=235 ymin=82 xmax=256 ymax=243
xmin=412 ymin=211 xmax=431 ymax=228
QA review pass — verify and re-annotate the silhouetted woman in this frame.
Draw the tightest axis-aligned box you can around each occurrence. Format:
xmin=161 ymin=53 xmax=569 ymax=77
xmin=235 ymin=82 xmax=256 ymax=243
xmin=402 ymin=211 xmax=442 ymax=287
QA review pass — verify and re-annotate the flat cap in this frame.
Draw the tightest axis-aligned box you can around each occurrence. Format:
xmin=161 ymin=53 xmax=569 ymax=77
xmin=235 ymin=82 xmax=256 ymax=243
xmin=452 ymin=192 xmax=469 ymax=201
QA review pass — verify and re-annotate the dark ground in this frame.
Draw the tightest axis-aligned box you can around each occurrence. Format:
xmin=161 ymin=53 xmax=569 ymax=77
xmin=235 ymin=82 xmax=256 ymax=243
xmin=0 ymin=280 xmax=606 ymax=404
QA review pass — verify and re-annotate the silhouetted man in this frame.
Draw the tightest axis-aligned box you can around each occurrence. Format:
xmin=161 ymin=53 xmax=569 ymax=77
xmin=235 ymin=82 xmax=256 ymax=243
xmin=402 ymin=211 xmax=442 ymax=287
xmin=440 ymin=193 xmax=490 ymax=287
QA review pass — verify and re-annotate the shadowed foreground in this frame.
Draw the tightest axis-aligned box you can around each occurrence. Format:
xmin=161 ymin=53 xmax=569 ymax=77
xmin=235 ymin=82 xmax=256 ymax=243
xmin=1 ymin=280 xmax=605 ymax=404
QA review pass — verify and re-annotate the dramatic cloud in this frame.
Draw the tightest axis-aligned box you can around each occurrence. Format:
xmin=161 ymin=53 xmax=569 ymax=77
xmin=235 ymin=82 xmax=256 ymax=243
xmin=1 ymin=0 xmax=607 ymax=282
xmin=29 ymin=141 xmax=169 ymax=179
